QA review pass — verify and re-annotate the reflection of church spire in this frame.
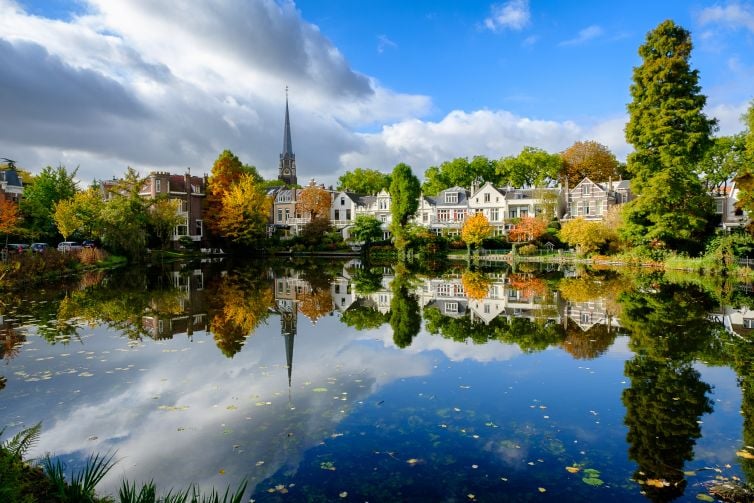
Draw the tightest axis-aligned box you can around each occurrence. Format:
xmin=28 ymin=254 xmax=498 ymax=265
xmin=281 ymin=303 xmax=297 ymax=388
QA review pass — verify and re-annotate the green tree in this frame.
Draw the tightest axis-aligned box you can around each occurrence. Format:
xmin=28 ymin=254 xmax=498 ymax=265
xmin=733 ymin=101 xmax=754 ymax=233
xmin=623 ymin=20 xmax=716 ymax=251
xmin=337 ymin=168 xmax=391 ymax=194
xmin=496 ymin=147 xmax=562 ymax=188
xmin=341 ymin=302 xmax=389 ymax=330
xmin=389 ymin=270 xmax=421 ymax=348
xmin=389 ymin=163 xmax=421 ymax=253
xmin=70 ymin=188 xmax=105 ymax=240
xmin=697 ymin=134 xmax=746 ymax=193
xmin=560 ymin=218 xmax=617 ymax=256
xmin=52 ymin=198 xmax=81 ymax=241
xmin=100 ymin=168 xmax=150 ymax=259
xmin=349 ymin=215 xmax=383 ymax=245
xmin=20 ymin=165 xmax=78 ymax=240
xmin=422 ymin=156 xmax=496 ymax=196
xmin=148 ymin=197 xmax=182 ymax=248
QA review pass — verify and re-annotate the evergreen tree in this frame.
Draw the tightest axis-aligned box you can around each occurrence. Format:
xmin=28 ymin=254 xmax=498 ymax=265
xmin=389 ymin=163 xmax=421 ymax=252
xmin=623 ymin=20 xmax=716 ymax=252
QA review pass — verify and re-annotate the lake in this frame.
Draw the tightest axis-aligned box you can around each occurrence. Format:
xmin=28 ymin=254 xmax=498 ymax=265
xmin=1 ymin=259 xmax=753 ymax=502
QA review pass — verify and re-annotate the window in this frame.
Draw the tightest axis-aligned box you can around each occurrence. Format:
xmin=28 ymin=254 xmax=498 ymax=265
xmin=180 ymin=200 xmax=189 ymax=213
xmin=346 ymin=209 xmax=351 ymax=220
xmin=445 ymin=302 xmax=459 ymax=313
xmin=596 ymin=201 xmax=603 ymax=215
xmin=381 ymin=215 xmax=387 ymax=223
xmin=509 ymin=209 xmax=517 ymax=219
xmin=580 ymin=313 xmax=591 ymax=324
xmin=744 ymin=318 xmax=754 ymax=329
xmin=334 ymin=210 xmax=340 ymax=220
xmin=278 ymin=209 xmax=283 ymax=222
xmin=379 ymin=199 xmax=388 ymax=210
xmin=715 ymin=198 xmax=724 ymax=214
xmin=422 ymin=213 xmax=428 ymax=222
xmin=341 ymin=197 xmax=345 ymax=205
xmin=520 ymin=208 xmax=528 ymax=217
xmin=582 ymin=183 xmax=591 ymax=196
xmin=445 ymin=192 xmax=458 ymax=204
xmin=438 ymin=209 xmax=451 ymax=222
xmin=155 ymin=179 xmax=161 ymax=192
xmin=483 ymin=304 xmax=490 ymax=314
xmin=484 ymin=193 xmax=490 ymax=203
xmin=195 ymin=220 xmax=203 ymax=237
xmin=191 ymin=184 xmax=200 ymax=193
xmin=438 ymin=284 xmax=452 ymax=296
xmin=285 ymin=209 xmax=290 ymax=221
xmin=334 ymin=284 xmax=340 ymax=294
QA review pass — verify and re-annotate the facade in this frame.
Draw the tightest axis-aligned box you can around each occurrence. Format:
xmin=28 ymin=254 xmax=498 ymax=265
xmin=140 ymin=171 xmax=207 ymax=242
xmin=468 ymin=183 xmax=507 ymax=235
xmin=0 ymin=169 xmax=24 ymax=203
xmin=278 ymin=92 xmax=297 ymax=186
xmin=565 ymin=177 xmax=632 ymax=221
xmin=712 ymin=183 xmax=749 ymax=230
xmin=415 ymin=186 xmax=471 ymax=236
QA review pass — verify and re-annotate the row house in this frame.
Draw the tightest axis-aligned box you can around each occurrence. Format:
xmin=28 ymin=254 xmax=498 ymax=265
xmin=0 ymin=169 xmax=23 ymax=203
xmin=565 ymin=177 xmax=632 ymax=221
xmin=139 ymin=171 xmax=207 ymax=242
xmin=712 ymin=183 xmax=748 ymax=230
xmin=415 ymin=186 xmax=471 ymax=236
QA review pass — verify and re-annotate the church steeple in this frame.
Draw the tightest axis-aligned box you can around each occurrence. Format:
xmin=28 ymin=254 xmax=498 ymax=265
xmin=279 ymin=87 xmax=297 ymax=186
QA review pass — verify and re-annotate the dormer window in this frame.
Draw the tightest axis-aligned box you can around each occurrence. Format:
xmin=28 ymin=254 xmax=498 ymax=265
xmin=582 ymin=184 xmax=591 ymax=196
xmin=445 ymin=192 xmax=458 ymax=204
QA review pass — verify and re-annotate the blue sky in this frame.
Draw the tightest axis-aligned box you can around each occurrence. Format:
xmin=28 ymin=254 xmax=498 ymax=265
xmin=2 ymin=0 xmax=753 ymax=184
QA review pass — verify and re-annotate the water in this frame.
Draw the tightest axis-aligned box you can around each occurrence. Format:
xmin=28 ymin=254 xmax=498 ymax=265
xmin=1 ymin=260 xmax=752 ymax=502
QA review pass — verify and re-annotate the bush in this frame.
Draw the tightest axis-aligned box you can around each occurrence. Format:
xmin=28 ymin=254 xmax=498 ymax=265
xmin=518 ymin=244 xmax=538 ymax=256
xmin=78 ymin=248 xmax=106 ymax=266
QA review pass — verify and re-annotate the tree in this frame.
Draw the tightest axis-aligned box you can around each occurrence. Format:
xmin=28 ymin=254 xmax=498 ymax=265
xmin=389 ymin=269 xmax=421 ymax=348
xmin=52 ymin=198 xmax=81 ymax=241
xmin=422 ymin=156 xmax=496 ymax=195
xmin=508 ymin=216 xmax=547 ymax=243
xmin=559 ymin=218 xmax=617 ymax=255
xmin=389 ymin=163 xmax=421 ymax=252
xmin=205 ymin=150 xmax=247 ymax=236
xmin=99 ymin=168 xmax=150 ymax=259
xmin=734 ymin=101 xmax=754 ymax=232
xmin=460 ymin=212 xmax=492 ymax=253
xmin=349 ymin=215 xmax=383 ymax=245
xmin=20 ymin=165 xmax=78 ymax=240
xmin=337 ymin=168 xmax=391 ymax=194
xmin=697 ymin=134 xmax=746 ymax=193
xmin=560 ymin=141 xmax=620 ymax=185
xmin=148 ymin=197 xmax=182 ymax=248
xmin=70 ymin=188 xmax=105 ymax=240
xmin=623 ymin=20 xmax=716 ymax=251
xmin=461 ymin=270 xmax=491 ymax=301
xmin=296 ymin=185 xmax=331 ymax=221
xmin=216 ymin=174 xmax=272 ymax=245
xmin=0 ymin=199 xmax=20 ymax=249
xmin=496 ymin=147 xmax=562 ymax=188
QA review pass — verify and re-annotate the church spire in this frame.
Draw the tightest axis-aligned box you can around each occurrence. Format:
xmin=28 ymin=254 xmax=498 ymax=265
xmin=278 ymin=86 xmax=297 ymax=186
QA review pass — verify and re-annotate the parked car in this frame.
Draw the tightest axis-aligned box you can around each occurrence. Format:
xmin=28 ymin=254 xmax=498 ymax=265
xmin=57 ymin=241 xmax=83 ymax=252
xmin=82 ymin=240 xmax=97 ymax=248
xmin=31 ymin=242 xmax=49 ymax=253
xmin=3 ymin=244 xmax=29 ymax=254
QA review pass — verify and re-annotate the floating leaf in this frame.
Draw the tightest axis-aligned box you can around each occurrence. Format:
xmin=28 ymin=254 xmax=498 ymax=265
xmin=538 ymin=487 xmax=547 ymax=493
xmin=218 ymin=469 xmax=225 ymax=475
xmin=339 ymin=491 xmax=348 ymax=498
xmin=320 ymin=461 xmax=336 ymax=471
xmin=737 ymin=450 xmax=754 ymax=460
xmin=696 ymin=494 xmax=714 ymax=502
xmin=566 ymin=466 xmax=581 ymax=474
xmin=407 ymin=458 xmax=420 ymax=465
xmin=684 ymin=470 xmax=697 ymax=476
xmin=582 ymin=477 xmax=604 ymax=486
xmin=645 ymin=479 xmax=669 ymax=488
xmin=312 ymin=388 xmax=328 ymax=393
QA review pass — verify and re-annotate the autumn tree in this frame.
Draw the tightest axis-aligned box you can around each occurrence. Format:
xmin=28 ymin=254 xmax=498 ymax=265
xmin=559 ymin=218 xmax=617 ymax=256
xmin=216 ymin=174 xmax=272 ymax=245
xmin=422 ymin=156 xmax=496 ymax=195
xmin=337 ymin=168 xmax=391 ymax=194
xmin=460 ymin=212 xmax=492 ymax=254
xmin=560 ymin=140 xmax=620 ymax=185
xmin=0 ymin=199 xmax=21 ymax=250
xmin=53 ymin=198 xmax=81 ymax=241
xmin=496 ymin=147 xmax=562 ymax=188
xmin=205 ymin=150 xmax=247 ymax=236
xmin=296 ymin=184 xmax=331 ymax=221
xmin=623 ymin=20 xmax=716 ymax=252
xmin=148 ymin=197 xmax=182 ymax=248
xmin=461 ymin=270 xmax=491 ymax=301
xmin=389 ymin=163 xmax=421 ymax=253
xmin=508 ymin=216 xmax=546 ymax=243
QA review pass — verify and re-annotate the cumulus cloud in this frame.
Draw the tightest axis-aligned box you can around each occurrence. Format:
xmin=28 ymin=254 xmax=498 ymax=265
xmin=483 ymin=0 xmax=531 ymax=32
xmin=698 ymin=2 xmax=754 ymax=33
xmin=559 ymin=25 xmax=604 ymax=46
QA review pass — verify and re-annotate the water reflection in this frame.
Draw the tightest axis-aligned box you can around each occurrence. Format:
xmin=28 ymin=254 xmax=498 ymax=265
xmin=1 ymin=260 xmax=754 ymax=501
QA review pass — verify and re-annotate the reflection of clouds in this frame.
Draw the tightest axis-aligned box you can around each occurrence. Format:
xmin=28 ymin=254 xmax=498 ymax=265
xmin=25 ymin=316 xmax=432 ymax=494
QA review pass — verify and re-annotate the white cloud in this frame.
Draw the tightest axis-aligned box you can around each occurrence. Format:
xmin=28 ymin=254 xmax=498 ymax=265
xmin=698 ymin=2 xmax=754 ymax=33
xmin=483 ymin=0 xmax=531 ymax=32
xmin=377 ymin=34 xmax=397 ymax=54
xmin=559 ymin=25 xmax=604 ymax=46
xmin=707 ymin=100 xmax=752 ymax=136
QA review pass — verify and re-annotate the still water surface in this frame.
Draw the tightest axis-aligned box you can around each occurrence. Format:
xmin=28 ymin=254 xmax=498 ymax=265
xmin=1 ymin=260 xmax=753 ymax=501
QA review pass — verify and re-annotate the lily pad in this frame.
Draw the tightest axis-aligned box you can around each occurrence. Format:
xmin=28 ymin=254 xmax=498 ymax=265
xmin=582 ymin=477 xmax=604 ymax=486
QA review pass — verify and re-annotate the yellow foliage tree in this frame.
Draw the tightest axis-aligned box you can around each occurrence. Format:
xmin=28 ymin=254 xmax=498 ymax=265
xmin=461 ymin=270 xmax=491 ymax=301
xmin=298 ymin=288 xmax=333 ymax=323
xmin=461 ymin=212 xmax=492 ymax=252
xmin=296 ymin=185 xmax=331 ymax=221
xmin=559 ymin=218 xmax=617 ymax=256
xmin=561 ymin=140 xmax=621 ymax=185
xmin=53 ymin=198 xmax=82 ymax=241
xmin=216 ymin=174 xmax=272 ymax=244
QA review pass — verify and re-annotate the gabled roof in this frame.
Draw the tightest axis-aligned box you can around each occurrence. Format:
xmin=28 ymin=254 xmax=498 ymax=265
xmin=435 ymin=186 xmax=470 ymax=206
xmin=571 ymin=177 xmax=630 ymax=193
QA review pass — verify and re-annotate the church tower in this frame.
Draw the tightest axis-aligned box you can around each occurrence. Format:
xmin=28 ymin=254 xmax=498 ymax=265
xmin=278 ymin=87 xmax=297 ymax=186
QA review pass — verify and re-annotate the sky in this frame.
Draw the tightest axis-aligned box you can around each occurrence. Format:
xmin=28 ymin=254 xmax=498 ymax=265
xmin=1 ymin=0 xmax=753 ymax=186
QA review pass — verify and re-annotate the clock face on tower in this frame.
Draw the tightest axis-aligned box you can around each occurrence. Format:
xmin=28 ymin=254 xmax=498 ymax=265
xmin=283 ymin=168 xmax=290 ymax=175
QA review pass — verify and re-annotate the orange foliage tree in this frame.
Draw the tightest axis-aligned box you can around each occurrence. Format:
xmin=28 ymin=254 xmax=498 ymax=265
xmin=560 ymin=140 xmax=621 ymax=185
xmin=0 ymin=198 xmax=21 ymax=240
xmin=461 ymin=212 xmax=492 ymax=252
xmin=508 ymin=216 xmax=546 ymax=243
xmin=507 ymin=273 xmax=547 ymax=299
xmin=298 ymin=288 xmax=333 ymax=324
xmin=296 ymin=185 xmax=331 ymax=221
xmin=205 ymin=150 xmax=247 ymax=235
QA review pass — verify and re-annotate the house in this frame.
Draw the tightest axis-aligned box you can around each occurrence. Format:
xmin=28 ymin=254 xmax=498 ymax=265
xmin=353 ymin=189 xmax=392 ymax=240
xmin=272 ymin=188 xmax=301 ymax=237
xmin=0 ymin=169 xmax=23 ymax=203
xmin=468 ymin=182 xmax=507 ymax=236
xmin=416 ymin=186 xmax=470 ymax=236
xmin=565 ymin=177 xmax=632 ymax=221
xmin=330 ymin=191 xmax=360 ymax=230
xmin=712 ymin=183 xmax=748 ymax=230
xmin=140 ymin=171 xmax=207 ymax=242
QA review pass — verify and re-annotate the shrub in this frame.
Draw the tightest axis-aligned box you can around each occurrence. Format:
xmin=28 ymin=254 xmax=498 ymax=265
xmin=79 ymin=248 xmax=106 ymax=266
xmin=518 ymin=244 xmax=538 ymax=256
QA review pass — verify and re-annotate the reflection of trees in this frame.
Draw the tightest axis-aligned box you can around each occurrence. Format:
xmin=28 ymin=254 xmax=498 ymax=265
xmin=0 ymin=324 xmax=25 ymax=361
xmin=560 ymin=323 xmax=618 ymax=360
xmin=390 ymin=269 xmax=421 ymax=348
xmin=341 ymin=301 xmax=389 ymax=330
xmin=207 ymin=270 xmax=274 ymax=358
xmin=508 ymin=273 xmax=547 ymax=299
xmin=461 ymin=270 xmax=491 ymax=301
xmin=349 ymin=267 xmax=385 ymax=295
xmin=298 ymin=288 xmax=333 ymax=324
xmin=619 ymin=282 xmax=720 ymax=502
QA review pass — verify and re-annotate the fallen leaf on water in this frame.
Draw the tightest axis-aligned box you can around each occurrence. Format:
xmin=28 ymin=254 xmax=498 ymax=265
xmin=696 ymin=494 xmax=714 ymax=502
xmin=538 ymin=487 xmax=546 ymax=493
xmin=406 ymin=458 xmax=420 ymax=465
xmin=312 ymin=387 xmax=328 ymax=393
xmin=566 ymin=466 xmax=580 ymax=474
xmin=737 ymin=450 xmax=754 ymax=460
xmin=339 ymin=491 xmax=348 ymax=498
xmin=645 ymin=479 xmax=669 ymax=488
xmin=218 ymin=469 xmax=225 ymax=475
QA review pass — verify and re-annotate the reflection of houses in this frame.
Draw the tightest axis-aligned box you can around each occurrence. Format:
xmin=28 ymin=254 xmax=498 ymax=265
xmin=708 ymin=306 xmax=754 ymax=337
xmin=331 ymin=277 xmax=356 ymax=312
xmin=564 ymin=298 xmax=620 ymax=331
xmin=142 ymin=269 xmax=208 ymax=339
